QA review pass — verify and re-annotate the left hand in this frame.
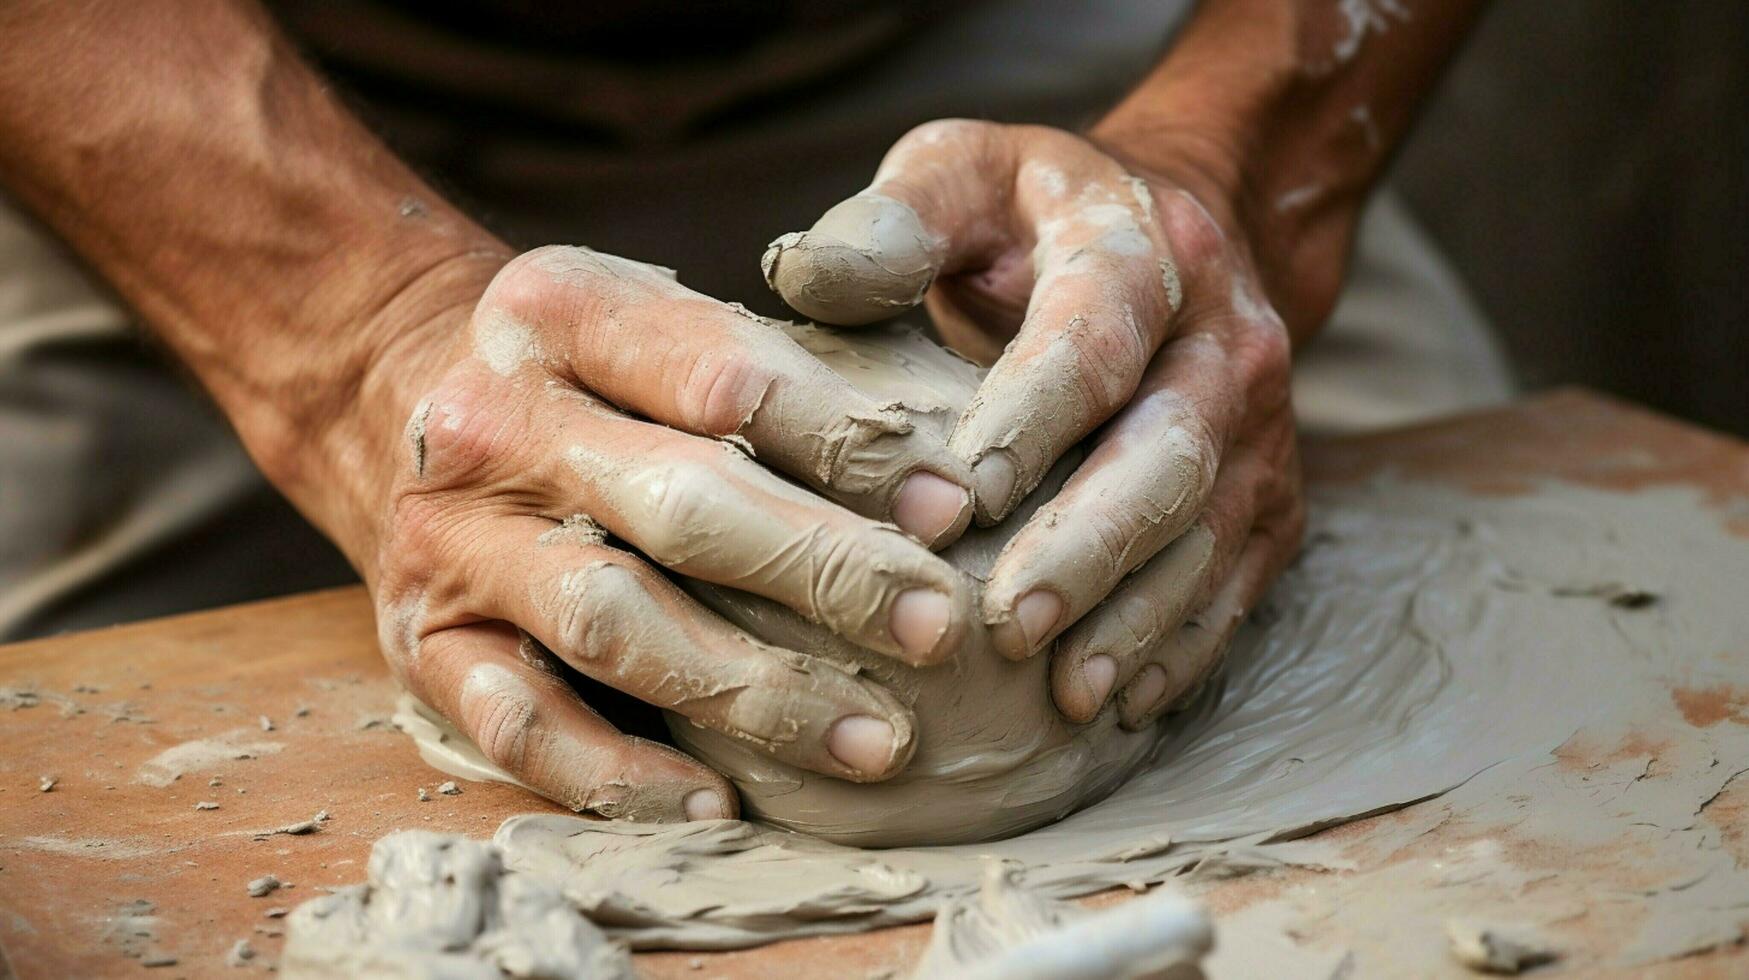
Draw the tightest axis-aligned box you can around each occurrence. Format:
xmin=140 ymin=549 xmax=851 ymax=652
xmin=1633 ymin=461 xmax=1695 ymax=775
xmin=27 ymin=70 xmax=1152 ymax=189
xmin=763 ymin=119 xmax=1313 ymax=730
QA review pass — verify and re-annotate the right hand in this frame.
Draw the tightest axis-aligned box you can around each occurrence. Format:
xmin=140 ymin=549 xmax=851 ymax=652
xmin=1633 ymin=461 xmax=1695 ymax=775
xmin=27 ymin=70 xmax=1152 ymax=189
xmin=325 ymin=246 xmax=981 ymax=822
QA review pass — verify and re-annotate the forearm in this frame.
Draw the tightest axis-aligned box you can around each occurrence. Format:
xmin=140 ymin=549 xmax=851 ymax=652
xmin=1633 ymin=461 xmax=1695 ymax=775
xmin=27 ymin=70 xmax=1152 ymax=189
xmin=0 ymin=0 xmax=509 ymax=555
xmin=1092 ymin=0 xmax=1489 ymax=340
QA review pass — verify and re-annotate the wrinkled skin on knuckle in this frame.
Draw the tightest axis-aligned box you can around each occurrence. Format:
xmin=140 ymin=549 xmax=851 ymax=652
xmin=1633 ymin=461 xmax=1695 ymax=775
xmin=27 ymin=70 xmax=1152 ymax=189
xmin=480 ymin=248 xmax=575 ymax=325
xmin=459 ymin=672 xmax=543 ymax=774
xmin=1155 ymin=191 xmax=1229 ymax=275
xmin=1158 ymin=424 xmax=1220 ymax=518
xmin=673 ymin=345 xmax=775 ymax=438
xmin=1059 ymin=314 xmax=1150 ymax=422
xmin=1228 ymin=316 xmax=1294 ymax=408
xmin=402 ymin=364 xmax=532 ymax=488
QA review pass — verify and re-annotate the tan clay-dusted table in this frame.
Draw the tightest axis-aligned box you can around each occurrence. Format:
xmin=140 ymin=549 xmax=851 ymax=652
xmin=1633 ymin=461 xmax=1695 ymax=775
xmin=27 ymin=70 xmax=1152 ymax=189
xmin=2 ymin=390 xmax=1747 ymax=978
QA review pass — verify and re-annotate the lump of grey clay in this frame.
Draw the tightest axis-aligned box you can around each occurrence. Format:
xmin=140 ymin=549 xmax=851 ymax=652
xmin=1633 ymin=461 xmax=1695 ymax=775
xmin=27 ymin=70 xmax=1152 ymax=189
xmin=281 ymin=831 xmax=633 ymax=980
xmin=666 ymin=323 xmax=1176 ymax=847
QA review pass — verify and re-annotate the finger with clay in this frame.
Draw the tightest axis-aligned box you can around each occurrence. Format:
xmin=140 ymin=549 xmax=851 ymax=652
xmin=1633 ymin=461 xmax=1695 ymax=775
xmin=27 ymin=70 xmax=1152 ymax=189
xmin=765 ymin=119 xmax=1307 ymax=728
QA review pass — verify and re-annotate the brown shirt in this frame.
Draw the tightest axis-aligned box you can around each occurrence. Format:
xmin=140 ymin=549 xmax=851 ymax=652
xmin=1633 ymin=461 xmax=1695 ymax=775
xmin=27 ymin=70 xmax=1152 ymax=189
xmin=269 ymin=0 xmax=959 ymax=143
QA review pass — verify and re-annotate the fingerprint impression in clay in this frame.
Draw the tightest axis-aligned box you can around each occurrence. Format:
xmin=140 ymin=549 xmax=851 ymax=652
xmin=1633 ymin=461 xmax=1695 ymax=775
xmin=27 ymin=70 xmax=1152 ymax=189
xmin=668 ymin=323 xmax=1171 ymax=847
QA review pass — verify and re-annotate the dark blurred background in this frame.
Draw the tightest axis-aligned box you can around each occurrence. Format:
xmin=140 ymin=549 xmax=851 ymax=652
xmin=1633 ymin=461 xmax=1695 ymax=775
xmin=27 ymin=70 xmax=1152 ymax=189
xmin=1395 ymin=2 xmax=1748 ymax=435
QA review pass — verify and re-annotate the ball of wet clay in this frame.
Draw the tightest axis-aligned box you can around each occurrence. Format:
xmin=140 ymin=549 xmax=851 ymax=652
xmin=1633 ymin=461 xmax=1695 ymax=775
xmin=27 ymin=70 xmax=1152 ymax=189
xmin=669 ymin=323 xmax=1171 ymax=847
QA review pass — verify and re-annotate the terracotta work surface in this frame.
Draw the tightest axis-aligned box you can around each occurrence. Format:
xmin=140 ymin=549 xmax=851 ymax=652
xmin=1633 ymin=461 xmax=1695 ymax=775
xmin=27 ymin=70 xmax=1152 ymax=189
xmin=1 ymin=389 xmax=1746 ymax=978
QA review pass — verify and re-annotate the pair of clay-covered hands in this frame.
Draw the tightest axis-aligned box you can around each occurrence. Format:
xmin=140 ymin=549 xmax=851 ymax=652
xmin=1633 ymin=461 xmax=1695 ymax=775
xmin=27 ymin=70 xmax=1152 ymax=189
xmin=361 ymin=121 xmax=1305 ymax=822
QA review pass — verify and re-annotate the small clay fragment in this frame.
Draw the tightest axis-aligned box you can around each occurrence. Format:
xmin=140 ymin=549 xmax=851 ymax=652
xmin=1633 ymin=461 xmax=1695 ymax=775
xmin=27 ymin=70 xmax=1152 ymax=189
xmin=247 ymin=874 xmax=281 ymax=898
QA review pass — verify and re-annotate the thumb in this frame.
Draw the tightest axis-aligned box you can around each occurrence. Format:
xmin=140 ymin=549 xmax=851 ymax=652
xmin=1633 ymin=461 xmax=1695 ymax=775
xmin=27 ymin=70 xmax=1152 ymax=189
xmin=762 ymin=119 xmax=1013 ymax=325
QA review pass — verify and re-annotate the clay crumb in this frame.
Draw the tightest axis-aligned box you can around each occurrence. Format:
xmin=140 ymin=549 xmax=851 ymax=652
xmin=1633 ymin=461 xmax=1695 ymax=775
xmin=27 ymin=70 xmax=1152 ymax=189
xmin=294 ymin=705 xmax=311 ymax=718
xmin=1547 ymin=581 xmax=1659 ymax=609
xmin=209 ymin=776 xmax=223 ymax=787
xmin=141 ymin=954 xmax=178 ymax=968
xmin=38 ymin=775 xmax=56 ymax=792
xmin=418 ymin=787 xmax=431 ymax=802
xmin=247 ymin=875 xmax=281 ymax=898
xmin=195 ymin=801 xmax=220 ymax=811
xmin=1446 ymin=920 xmax=1557 ymax=974
xmin=720 ymin=433 xmax=756 ymax=458
xmin=226 ymin=938 xmax=256 ymax=967
xmin=263 ymin=813 xmax=324 ymax=836
xmin=264 ymin=907 xmax=288 ymax=919
xmin=0 ymin=687 xmax=41 ymax=710
xmin=438 ymin=781 xmax=461 ymax=796
xmin=259 ymin=715 xmax=274 ymax=732
xmin=538 ymin=513 xmax=609 ymax=548
xmin=405 ymin=398 xmax=434 ymax=477
xmin=73 ymin=684 xmax=101 ymax=694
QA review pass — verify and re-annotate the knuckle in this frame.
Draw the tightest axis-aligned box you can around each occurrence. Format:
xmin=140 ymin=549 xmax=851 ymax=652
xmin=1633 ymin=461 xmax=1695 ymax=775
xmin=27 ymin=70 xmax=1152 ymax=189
xmin=899 ymin=117 xmax=990 ymax=153
xmin=481 ymin=246 xmax=575 ymax=323
xmin=471 ymin=685 xmax=541 ymax=772
xmin=631 ymin=457 xmax=721 ymax=567
xmin=1082 ymin=505 xmax=1144 ymax=577
xmin=1161 ymin=420 xmax=1219 ymax=499
xmin=1157 ymin=193 xmax=1227 ymax=272
xmin=1063 ymin=316 xmax=1146 ymax=420
xmin=1229 ymin=317 xmax=1293 ymax=395
xmin=550 ymin=560 xmax=645 ymax=661
xmin=407 ymin=369 xmax=526 ymax=485
xmin=675 ymin=349 xmax=773 ymax=437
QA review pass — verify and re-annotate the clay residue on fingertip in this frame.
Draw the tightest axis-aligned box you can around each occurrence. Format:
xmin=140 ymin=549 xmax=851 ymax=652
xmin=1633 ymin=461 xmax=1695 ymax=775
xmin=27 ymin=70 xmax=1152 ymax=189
xmin=762 ymin=193 xmax=943 ymax=326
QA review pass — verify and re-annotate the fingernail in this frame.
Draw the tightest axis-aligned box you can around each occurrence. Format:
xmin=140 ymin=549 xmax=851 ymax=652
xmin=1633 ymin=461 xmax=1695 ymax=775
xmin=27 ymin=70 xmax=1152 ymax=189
xmin=682 ymin=788 xmax=729 ymax=821
xmin=1083 ymin=654 xmax=1117 ymax=710
xmin=891 ymin=588 xmax=952 ymax=661
xmin=892 ymin=472 xmax=972 ymax=546
xmin=990 ymin=589 xmax=1064 ymax=659
xmin=1124 ymin=664 xmax=1168 ymax=717
xmin=1016 ymin=589 xmax=1063 ymax=649
xmin=828 ymin=714 xmax=896 ymax=775
xmin=971 ymin=451 xmax=1018 ymax=522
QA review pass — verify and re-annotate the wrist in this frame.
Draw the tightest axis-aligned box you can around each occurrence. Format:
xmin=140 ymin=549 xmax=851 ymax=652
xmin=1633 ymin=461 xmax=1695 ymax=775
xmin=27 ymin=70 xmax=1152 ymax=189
xmin=1088 ymin=5 xmax=1379 ymax=339
xmin=241 ymin=243 xmax=511 ymax=569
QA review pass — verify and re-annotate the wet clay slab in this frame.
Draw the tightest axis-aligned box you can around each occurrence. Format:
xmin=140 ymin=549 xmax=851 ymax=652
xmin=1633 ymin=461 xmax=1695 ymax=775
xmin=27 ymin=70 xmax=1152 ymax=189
xmin=3 ymin=390 xmax=1748 ymax=977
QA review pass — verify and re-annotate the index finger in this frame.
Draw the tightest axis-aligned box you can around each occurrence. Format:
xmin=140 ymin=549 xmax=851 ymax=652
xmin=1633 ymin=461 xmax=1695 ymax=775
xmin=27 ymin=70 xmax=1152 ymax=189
xmin=947 ymin=157 xmax=1188 ymax=524
xmin=485 ymin=247 xmax=975 ymax=547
